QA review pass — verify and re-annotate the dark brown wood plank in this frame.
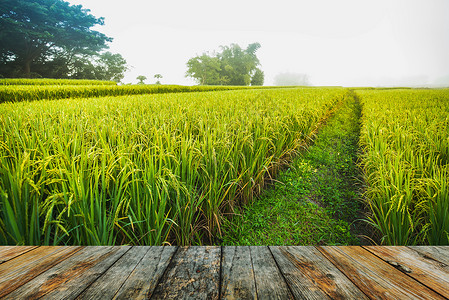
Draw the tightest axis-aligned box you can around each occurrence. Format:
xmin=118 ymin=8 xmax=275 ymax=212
xmin=0 ymin=246 xmax=37 ymax=264
xmin=270 ymin=246 xmax=367 ymax=299
xmin=4 ymin=246 xmax=130 ymax=300
xmin=252 ymin=246 xmax=294 ymax=299
xmin=221 ymin=246 xmax=256 ymax=299
xmin=76 ymin=246 xmax=151 ymax=299
xmin=0 ymin=246 xmax=83 ymax=298
xmin=111 ymin=246 xmax=177 ymax=300
xmin=151 ymin=246 xmax=220 ymax=299
xmin=318 ymin=246 xmax=444 ymax=299
xmin=409 ymin=246 xmax=449 ymax=266
xmin=364 ymin=246 xmax=449 ymax=298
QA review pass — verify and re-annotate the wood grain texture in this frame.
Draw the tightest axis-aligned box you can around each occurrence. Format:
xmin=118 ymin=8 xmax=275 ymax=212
xmin=4 ymin=246 xmax=130 ymax=300
xmin=221 ymin=246 xmax=256 ymax=299
xmin=409 ymin=246 xmax=449 ymax=266
xmin=0 ymin=245 xmax=448 ymax=299
xmin=0 ymin=246 xmax=83 ymax=298
xmin=364 ymin=246 xmax=449 ymax=298
xmin=318 ymin=246 xmax=444 ymax=299
xmin=252 ymin=246 xmax=294 ymax=299
xmin=76 ymin=246 xmax=150 ymax=300
xmin=0 ymin=246 xmax=37 ymax=264
xmin=270 ymin=246 xmax=367 ymax=299
xmin=151 ymin=246 xmax=221 ymax=300
xmin=113 ymin=246 xmax=177 ymax=300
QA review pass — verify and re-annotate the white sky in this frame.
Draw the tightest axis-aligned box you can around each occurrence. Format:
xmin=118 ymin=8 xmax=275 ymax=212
xmin=68 ymin=0 xmax=449 ymax=86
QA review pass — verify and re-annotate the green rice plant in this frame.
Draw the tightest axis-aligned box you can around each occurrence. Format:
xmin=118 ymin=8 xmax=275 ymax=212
xmin=358 ymin=88 xmax=449 ymax=245
xmin=0 ymin=150 xmax=43 ymax=245
xmin=419 ymin=166 xmax=449 ymax=245
xmin=0 ymin=78 xmax=117 ymax=86
xmin=0 ymin=87 xmax=346 ymax=245
xmin=0 ymin=84 xmax=284 ymax=103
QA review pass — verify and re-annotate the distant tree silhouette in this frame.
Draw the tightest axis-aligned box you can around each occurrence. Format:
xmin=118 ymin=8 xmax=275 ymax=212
xmin=136 ymin=75 xmax=147 ymax=84
xmin=186 ymin=43 xmax=263 ymax=86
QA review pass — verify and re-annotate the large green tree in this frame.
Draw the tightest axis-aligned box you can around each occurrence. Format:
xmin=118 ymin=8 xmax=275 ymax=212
xmin=81 ymin=52 xmax=127 ymax=82
xmin=251 ymin=68 xmax=264 ymax=86
xmin=27 ymin=51 xmax=128 ymax=82
xmin=186 ymin=54 xmax=222 ymax=85
xmin=186 ymin=43 xmax=264 ymax=86
xmin=0 ymin=0 xmax=124 ymax=79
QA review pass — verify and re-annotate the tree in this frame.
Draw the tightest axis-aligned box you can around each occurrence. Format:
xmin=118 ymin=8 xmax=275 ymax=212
xmin=251 ymin=68 xmax=264 ymax=86
xmin=154 ymin=73 xmax=163 ymax=84
xmin=186 ymin=43 xmax=263 ymax=86
xmin=94 ymin=52 xmax=128 ymax=82
xmin=136 ymin=75 xmax=147 ymax=84
xmin=186 ymin=54 xmax=222 ymax=85
xmin=0 ymin=0 xmax=111 ymax=78
xmin=9 ymin=50 xmax=128 ymax=82
xmin=219 ymin=43 xmax=261 ymax=86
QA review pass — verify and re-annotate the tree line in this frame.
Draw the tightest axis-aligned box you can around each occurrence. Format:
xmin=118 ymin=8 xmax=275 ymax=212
xmin=0 ymin=0 xmax=264 ymax=85
xmin=186 ymin=43 xmax=264 ymax=86
xmin=0 ymin=0 xmax=127 ymax=81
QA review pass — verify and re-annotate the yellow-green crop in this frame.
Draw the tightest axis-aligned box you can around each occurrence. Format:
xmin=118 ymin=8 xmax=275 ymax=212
xmin=0 ymin=84 xmax=267 ymax=103
xmin=0 ymin=78 xmax=118 ymax=86
xmin=0 ymin=87 xmax=345 ymax=245
xmin=358 ymin=89 xmax=449 ymax=245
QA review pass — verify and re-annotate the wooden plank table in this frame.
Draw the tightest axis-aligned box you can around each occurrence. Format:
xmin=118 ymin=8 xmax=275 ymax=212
xmin=0 ymin=246 xmax=447 ymax=299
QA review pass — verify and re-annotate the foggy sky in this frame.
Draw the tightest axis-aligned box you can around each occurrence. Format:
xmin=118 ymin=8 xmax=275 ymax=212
xmin=68 ymin=0 xmax=449 ymax=86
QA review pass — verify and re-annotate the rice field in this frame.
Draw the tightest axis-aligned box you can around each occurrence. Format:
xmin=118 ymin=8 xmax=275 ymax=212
xmin=358 ymin=89 xmax=449 ymax=245
xmin=1 ymin=79 xmax=447 ymax=246
xmin=0 ymin=86 xmax=345 ymax=245
xmin=0 ymin=78 xmax=118 ymax=86
xmin=0 ymin=83 xmax=261 ymax=103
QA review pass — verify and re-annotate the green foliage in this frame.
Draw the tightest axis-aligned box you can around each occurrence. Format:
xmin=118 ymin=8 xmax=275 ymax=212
xmin=0 ymin=78 xmax=116 ymax=86
xmin=23 ymin=51 xmax=128 ymax=82
xmin=221 ymin=92 xmax=362 ymax=245
xmin=154 ymin=74 xmax=163 ymax=84
xmin=358 ymin=89 xmax=449 ymax=245
xmin=0 ymin=83 xmax=276 ymax=103
xmin=186 ymin=43 xmax=263 ymax=86
xmin=251 ymin=68 xmax=264 ymax=86
xmin=136 ymin=75 xmax=147 ymax=84
xmin=0 ymin=87 xmax=345 ymax=245
xmin=186 ymin=54 xmax=222 ymax=85
xmin=70 ymin=52 xmax=128 ymax=82
xmin=0 ymin=0 xmax=127 ymax=81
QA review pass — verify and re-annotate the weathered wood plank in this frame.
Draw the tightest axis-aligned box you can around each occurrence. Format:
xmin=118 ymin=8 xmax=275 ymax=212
xmin=409 ymin=246 xmax=449 ymax=266
xmin=151 ymin=246 xmax=220 ymax=299
xmin=112 ymin=246 xmax=177 ymax=300
xmin=0 ymin=245 xmax=447 ymax=299
xmin=364 ymin=246 xmax=449 ymax=298
xmin=76 ymin=246 xmax=150 ymax=299
xmin=270 ymin=246 xmax=367 ymax=299
xmin=252 ymin=246 xmax=294 ymax=299
xmin=0 ymin=246 xmax=83 ymax=298
xmin=0 ymin=246 xmax=37 ymax=264
xmin=221 ymin=246 xmax=256 ymax=299
xmin=318 ymin=246 xmax=444 ymax=299
xmin=4 ymin=246 xmax=130 ymax=300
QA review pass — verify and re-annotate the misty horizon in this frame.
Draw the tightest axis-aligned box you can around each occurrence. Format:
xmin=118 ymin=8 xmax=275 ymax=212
xmin=67 ymin=0 xmax=449 ymax=87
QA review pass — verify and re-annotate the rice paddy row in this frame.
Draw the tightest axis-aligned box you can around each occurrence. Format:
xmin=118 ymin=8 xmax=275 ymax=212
xmin=0 ymin=83 xmax=267 ymax=103
xmin=0 ymin=78 xmax=118 ymax=86
xmin=357 ymin=89 xmax=449 ymax=245
xmin=221 ymin=91 xmax=363 ymax=246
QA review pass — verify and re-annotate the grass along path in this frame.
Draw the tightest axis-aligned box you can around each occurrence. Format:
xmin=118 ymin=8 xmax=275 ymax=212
xmin=221 ymin=91 xmax=366 ymax=245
